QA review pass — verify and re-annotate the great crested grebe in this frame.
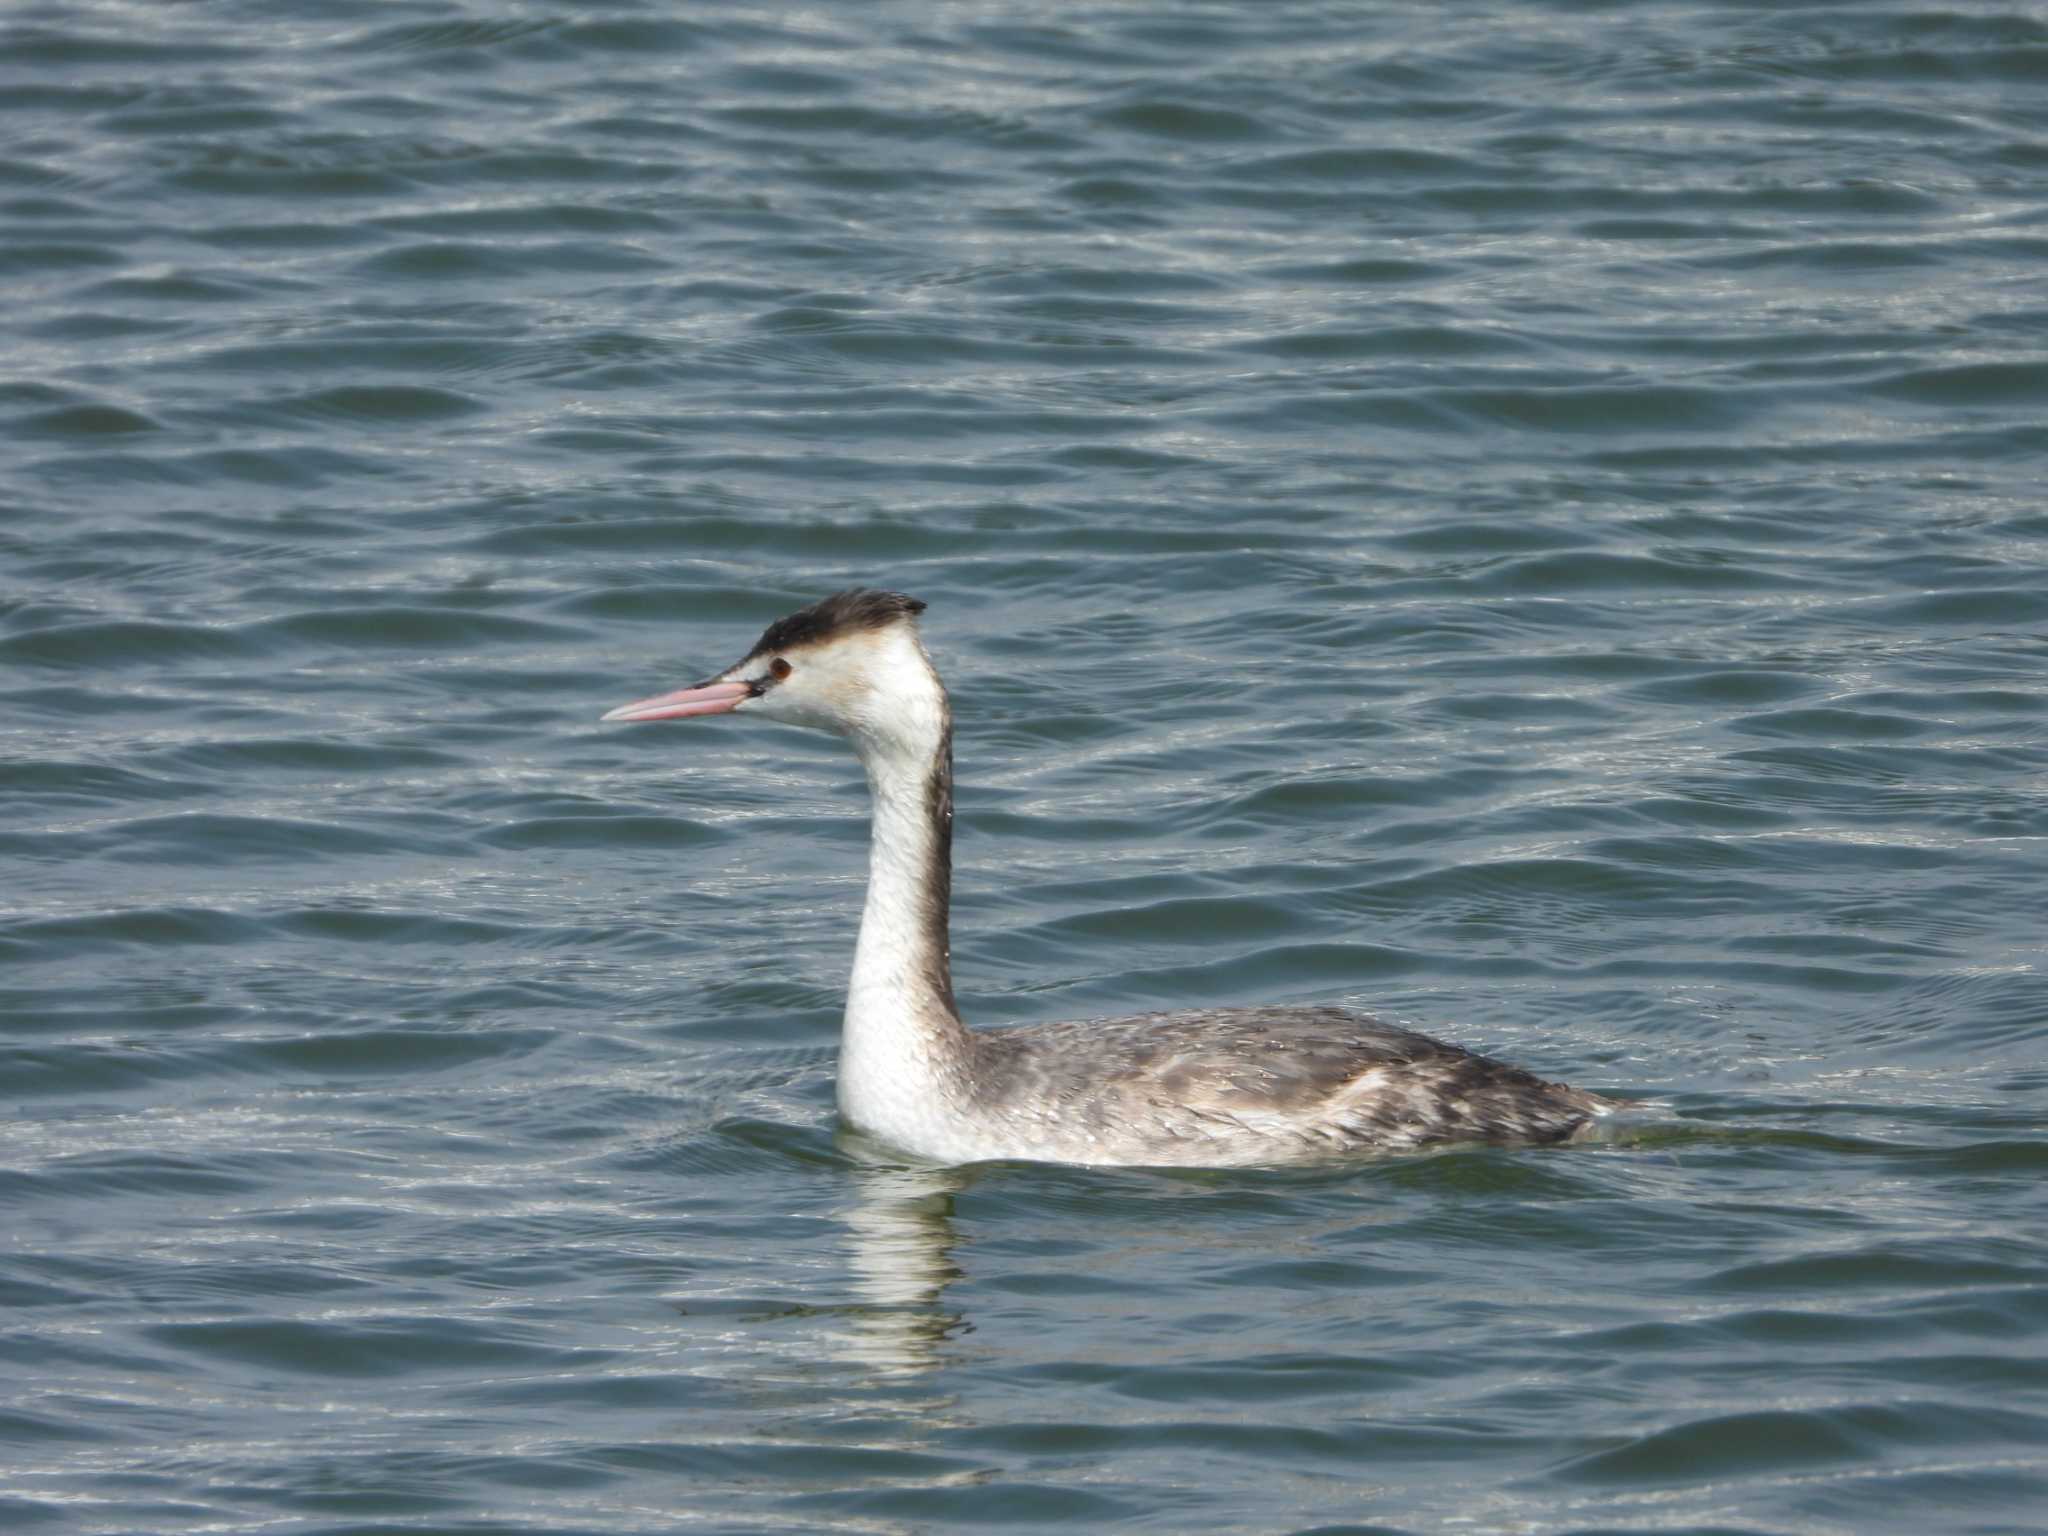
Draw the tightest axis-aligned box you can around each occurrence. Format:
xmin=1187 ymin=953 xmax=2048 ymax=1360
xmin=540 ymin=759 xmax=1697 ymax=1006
xmin=604 ymin=589 xmax=1613 ymax=1167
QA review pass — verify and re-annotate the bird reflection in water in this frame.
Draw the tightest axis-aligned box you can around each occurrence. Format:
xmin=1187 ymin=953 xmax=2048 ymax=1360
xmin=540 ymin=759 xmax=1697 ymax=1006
xmin=831 ymin=1136 xmax=970 ymax=1377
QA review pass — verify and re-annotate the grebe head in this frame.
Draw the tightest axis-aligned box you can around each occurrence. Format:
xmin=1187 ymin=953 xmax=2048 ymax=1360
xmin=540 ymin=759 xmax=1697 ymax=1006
xmin=602 ymin=589 xmax=943 ymax=756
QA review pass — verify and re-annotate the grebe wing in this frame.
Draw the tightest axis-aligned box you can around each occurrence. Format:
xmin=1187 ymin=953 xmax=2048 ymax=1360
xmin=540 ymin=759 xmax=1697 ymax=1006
xmin=975 ymin=1005 xmax=1605 ymax=1151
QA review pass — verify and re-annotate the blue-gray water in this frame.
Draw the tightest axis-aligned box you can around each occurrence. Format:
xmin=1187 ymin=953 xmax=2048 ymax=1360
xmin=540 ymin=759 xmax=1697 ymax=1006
xmin=5 ymin=2 xmax=2047 ymax=1532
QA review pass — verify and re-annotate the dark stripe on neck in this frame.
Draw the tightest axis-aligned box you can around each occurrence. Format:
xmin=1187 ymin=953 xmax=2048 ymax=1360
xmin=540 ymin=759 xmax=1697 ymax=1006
xmin=920 ymin=707 xmax=960 ymax=1021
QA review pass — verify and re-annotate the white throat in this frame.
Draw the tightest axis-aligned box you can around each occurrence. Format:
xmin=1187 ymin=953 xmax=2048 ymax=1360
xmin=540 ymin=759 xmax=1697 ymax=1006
xmin=833 ymin=636 xmax=972 ymax=1139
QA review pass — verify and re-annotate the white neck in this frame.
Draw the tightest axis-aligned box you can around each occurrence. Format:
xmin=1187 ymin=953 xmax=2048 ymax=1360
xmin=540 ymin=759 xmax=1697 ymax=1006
xmin=835 ymin=662 xmax=973 ymax=1137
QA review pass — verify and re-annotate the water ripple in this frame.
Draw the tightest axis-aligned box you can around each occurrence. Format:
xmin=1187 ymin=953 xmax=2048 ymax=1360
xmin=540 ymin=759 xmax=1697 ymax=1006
xmin=4 ymin=1 xmax=2047 ymax=1532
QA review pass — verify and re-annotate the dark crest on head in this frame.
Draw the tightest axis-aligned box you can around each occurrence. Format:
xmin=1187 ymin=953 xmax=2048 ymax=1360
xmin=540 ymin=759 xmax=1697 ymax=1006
xmin=746 ymin=588 xmax=927 ymax=660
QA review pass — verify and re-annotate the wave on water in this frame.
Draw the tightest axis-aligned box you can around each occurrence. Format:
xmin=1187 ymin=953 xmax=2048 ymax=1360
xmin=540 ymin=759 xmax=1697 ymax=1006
xmin=4 ymin=2 xmax=2047 ymax=1533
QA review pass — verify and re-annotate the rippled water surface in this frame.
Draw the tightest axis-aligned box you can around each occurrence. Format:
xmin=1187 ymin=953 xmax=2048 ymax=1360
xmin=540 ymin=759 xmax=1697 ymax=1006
xmin=6 ymin=2 xmax=2048 ymax=1532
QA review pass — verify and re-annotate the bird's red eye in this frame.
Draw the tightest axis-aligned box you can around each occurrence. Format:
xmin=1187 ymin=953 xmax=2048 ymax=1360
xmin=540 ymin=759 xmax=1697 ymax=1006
xmin=770 ymin=657 xmax=792 ymax=680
